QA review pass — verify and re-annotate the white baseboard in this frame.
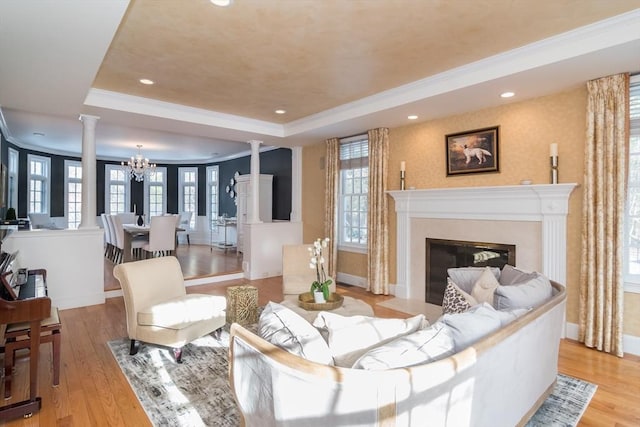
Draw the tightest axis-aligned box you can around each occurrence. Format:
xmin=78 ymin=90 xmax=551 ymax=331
xmin=390 ymin=283 xmax=406 ymax=298
xmin=336 ymin=272 xmax=367 ymax=289
xmin=56 ymin=293 xmax=106 ymax=310
xmin=335 ymin=277 xmax=401 ymax=295
xmin=566 ymin=322 xmax=640 ymax=356
xmin=185 ymin=272 xmax=244 ymax=287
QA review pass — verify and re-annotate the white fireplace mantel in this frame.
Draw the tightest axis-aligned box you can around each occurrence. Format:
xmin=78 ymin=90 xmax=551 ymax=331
xmin=388 ymin=183 xmax=578 ymax=299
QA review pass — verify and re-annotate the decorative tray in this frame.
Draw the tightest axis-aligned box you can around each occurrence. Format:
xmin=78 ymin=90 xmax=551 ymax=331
xmin=298 ymin=292 xmax=344 ymax=311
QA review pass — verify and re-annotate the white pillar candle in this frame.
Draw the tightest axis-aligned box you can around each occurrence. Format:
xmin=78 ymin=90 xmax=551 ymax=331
xmin=550 ymin=143 xmax=558 ymax=157
xmin=400 ymin=161 xmax=406 ymax=172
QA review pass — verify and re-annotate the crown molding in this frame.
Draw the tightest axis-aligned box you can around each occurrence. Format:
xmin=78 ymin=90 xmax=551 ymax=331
xmin=84 ymin=89 xmax=284 ymax=137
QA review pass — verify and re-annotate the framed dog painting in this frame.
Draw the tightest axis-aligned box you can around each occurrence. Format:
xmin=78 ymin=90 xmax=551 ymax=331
xmin=445 ymin=126 xmax=499 ymax=176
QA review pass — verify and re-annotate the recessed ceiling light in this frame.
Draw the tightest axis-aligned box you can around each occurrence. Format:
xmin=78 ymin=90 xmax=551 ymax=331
xmin=275 ymin=109 xmax=286 ymax=114
xmin=139 ymin=78 xmax=154 ymax=85
xmin=408 ymin=115 xmax=418 ymax=120
xmin=210 ymin=0 xmax=232 ymax=6
xmin=33 ymin=132 xmax=45 ymax=137
xmin=501 ymin=92 xmax=515 ymax=98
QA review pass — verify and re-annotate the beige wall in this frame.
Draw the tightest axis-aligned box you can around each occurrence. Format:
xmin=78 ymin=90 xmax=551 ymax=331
xmin=301 ymin=86 xmax=640 ymax=338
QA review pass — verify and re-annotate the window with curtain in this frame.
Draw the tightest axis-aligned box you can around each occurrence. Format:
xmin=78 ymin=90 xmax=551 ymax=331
xmin=179 ymin=167 xmax=197 ymax=228
xmin=27 ymin=154 xmax=50 ymax=214
xmin=105 ymin=164 xmax=130 ymax=214
xmin=206 ymin=165 xmax=219 ymax=225
xmin=144 ymin=167 xmax=167 ymax=218
xmin=65 ymin=160 xmax=82 ymax=229
xmin=626 ymin=75 xmax=640 ymax=291
xmin=339 ymin=135 xmax=369 ymax=251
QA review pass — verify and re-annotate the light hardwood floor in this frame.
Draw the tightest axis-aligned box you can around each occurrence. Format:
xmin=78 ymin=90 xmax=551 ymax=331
xmin=2 ymin=275 xmax=640 ymax=426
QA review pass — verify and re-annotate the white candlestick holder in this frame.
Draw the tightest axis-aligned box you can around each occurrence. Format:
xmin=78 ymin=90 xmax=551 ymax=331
xmin=550 ymin=156 xmax=558 ymax=184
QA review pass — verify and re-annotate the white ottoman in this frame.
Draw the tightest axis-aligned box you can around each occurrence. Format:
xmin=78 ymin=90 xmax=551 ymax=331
xmin=280 ymin=295 xmax=374 ymax=322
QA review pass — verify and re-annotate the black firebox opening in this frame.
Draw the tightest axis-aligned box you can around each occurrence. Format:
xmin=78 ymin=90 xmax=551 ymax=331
xmin=425 ymin=238 xmax=516 ymax=305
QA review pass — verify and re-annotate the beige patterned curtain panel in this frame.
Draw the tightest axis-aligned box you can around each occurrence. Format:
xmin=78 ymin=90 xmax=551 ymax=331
xmin=579 ymin=73 xmax=629 ymax=357
xmin=367 ymin=128 xmax=390 ymax=295
xmin=324 ymin=137 xmax=339 ymax=280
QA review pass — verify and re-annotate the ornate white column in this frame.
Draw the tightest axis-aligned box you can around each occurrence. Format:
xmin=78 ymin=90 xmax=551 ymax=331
xmin=78 ymin=114 xmax=99 ymax=229
xmin=290 ymin=146 xmax=302 ymax=222
xmin=248 ymin=140 xmax=262 ymax=224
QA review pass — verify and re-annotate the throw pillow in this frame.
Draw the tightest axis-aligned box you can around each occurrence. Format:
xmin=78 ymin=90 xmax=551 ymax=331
xmin=494 ymin=307 xmax=531 ymax=326
xmin=494 ymin=273 xmax=552 ymax=310
xmin=447 ymin=267 xmax=501 ymax=294
xmin=499 ymin=264 xmax=538 ymax=286
xmin=258 ymin=302 xmax=334 ymax=365
xmin=440 ymin=303 xmax=503 ymax=352
xmin=312 ymin=312 xmax=427 ymax=368
xmin=470 ymin=266 xmax=500 ymax=305
xmin=351 ymin=322 xmax=455 ymax=370
xmin=442 ymin=278 xmax=477 ymax=314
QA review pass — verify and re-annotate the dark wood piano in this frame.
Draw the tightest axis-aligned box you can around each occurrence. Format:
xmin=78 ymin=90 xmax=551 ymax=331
xmin=0 ymin=251 xmax=50 ymax=420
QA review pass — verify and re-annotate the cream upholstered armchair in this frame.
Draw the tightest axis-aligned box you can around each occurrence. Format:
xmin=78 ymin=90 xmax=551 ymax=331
xmin=113 ymin=256 xmax=226 ymax=363
xmin=281 ymin=244 xmax=336 ymax=301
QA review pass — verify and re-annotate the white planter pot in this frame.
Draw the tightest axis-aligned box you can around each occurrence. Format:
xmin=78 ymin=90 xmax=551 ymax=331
xmin=313 ymin=291 xmax=326 ymax=303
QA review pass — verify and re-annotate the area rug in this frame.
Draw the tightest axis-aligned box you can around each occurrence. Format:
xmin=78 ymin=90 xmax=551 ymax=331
xmin=526 ymin=373 xmax=597 ymax=427
xmin=108 ymin=330 xmax=597 ymax=427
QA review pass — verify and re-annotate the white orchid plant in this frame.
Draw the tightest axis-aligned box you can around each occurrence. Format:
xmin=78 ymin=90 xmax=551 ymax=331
xmin=309 ymin=237 xmax=332 ymax=301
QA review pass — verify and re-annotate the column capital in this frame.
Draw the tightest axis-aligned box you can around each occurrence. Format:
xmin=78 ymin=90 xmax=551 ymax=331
xmin=247 ymin=140 xmax=263 ymax=148
xmin=79 ymin=114 xmax=100 ymax=123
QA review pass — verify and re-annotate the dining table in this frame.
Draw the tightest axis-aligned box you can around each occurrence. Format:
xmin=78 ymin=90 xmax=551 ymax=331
xmin=122 ymin=224 xmax=184 ymax=263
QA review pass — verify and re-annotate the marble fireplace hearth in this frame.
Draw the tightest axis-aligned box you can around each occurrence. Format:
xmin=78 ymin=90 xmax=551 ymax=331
xmin=388 ymin=184 xmax=577 ymax=304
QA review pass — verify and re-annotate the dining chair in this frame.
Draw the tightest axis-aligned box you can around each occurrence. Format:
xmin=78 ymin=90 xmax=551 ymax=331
xmin=113 ymin=215 xmax=146 ymax=263
xmin=101 ymin=213 xmax=114 ymax=260
xmin=117 ymin=212 xmax=137 ymax=226
xmin=105 ymin=214 xmax=120 ymax=262
xmin=142 ymin=215 xmax=178 ymax=258
xmin=28 ymin=213 xmax=60 ymax=230
xmin=177 ymin=211 xmax=193 ymax=245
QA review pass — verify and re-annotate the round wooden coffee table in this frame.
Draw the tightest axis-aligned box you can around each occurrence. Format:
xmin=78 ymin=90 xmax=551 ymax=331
xmin=279 ymin=295 xmax=374 ymax=323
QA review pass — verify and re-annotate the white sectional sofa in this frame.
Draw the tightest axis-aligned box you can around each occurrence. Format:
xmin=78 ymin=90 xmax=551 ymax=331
xmin=229 ymin=275 xmax=566 ymax=427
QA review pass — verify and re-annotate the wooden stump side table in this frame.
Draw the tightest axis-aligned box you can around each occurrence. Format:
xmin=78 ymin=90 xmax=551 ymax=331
xmin=226 ymin=285 xmax=259 ymax=325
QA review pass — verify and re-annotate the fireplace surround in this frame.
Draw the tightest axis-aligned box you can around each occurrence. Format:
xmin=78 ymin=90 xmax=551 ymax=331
xmin=389 ymin=183 xmax=577 ymax=301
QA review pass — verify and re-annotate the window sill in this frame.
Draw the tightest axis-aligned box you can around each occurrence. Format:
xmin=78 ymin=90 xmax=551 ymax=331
xmin=624 ymin=281 xmax=640 ymax=294
xmin=338 ymin=244 xmax=367 ymax=255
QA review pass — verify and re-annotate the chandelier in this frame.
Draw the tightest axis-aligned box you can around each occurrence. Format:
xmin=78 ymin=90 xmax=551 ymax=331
xmin=122 ymin=145 xmax=156 ymax=182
